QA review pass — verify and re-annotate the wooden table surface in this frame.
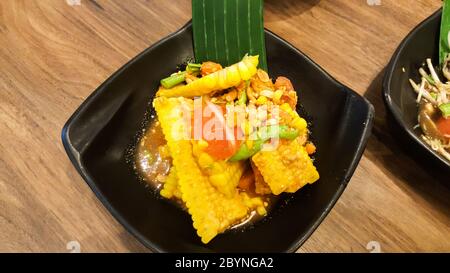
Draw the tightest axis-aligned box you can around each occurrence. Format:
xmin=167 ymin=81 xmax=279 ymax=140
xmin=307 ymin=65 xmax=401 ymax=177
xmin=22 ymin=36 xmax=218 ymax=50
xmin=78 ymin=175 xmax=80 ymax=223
xmin=1 ymin=0 xmax=449 ymax=253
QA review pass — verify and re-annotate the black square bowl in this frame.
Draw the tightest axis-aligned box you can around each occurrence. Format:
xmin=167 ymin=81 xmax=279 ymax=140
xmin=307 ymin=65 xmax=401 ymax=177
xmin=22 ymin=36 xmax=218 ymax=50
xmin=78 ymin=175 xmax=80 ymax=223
xmin=62 ymin=22 xmax=374 ymax=252
xmin=383 ymin=9 xmax=450 ymax=171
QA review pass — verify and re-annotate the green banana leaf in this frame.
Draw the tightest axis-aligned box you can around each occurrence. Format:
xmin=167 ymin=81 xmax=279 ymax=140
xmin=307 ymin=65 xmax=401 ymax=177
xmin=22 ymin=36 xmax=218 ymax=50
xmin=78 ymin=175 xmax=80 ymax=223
xmin=192 ymin=0 xmax=268 ymax=71
xmin=440 ymin=0 xmax=450 ymax=65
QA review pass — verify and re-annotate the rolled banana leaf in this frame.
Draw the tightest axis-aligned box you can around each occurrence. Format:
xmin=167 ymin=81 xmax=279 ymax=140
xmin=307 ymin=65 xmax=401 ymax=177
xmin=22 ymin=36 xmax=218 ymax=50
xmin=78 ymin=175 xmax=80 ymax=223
xmin=192 ymin=0 xmax=268 ymax=71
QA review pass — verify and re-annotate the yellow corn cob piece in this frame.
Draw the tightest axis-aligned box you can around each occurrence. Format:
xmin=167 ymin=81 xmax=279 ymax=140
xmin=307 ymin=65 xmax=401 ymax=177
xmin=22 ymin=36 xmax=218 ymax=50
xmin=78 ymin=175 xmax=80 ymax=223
xmin=252 ymin=139 xmax=319 ymax=195
xmin=157 ymin=55 xmax=259 ymax=98
xmin=160 ymin=166 xmax=181 ymax=199
xmin=154 ymin=97 xmax=251 ymax=244
xmin=192 ymin=141 xmax=246 ymax=198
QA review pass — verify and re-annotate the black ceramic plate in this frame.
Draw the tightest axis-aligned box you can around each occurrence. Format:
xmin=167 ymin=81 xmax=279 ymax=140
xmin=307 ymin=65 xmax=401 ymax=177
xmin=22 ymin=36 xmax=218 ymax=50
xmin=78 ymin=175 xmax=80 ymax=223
xmin=383 ymin=9 xmax=450 ymax=170
xmin=62 ymin=22 xmax=374 ymax=252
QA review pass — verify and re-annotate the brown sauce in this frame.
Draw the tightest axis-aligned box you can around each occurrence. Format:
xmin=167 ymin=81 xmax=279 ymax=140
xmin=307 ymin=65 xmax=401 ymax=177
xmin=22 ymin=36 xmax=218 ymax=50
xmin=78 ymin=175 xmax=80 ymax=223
xmin=419 ymin=102 xmax=447 ymax=141
xmin=135 ymin=121 xmax=171 ymax=190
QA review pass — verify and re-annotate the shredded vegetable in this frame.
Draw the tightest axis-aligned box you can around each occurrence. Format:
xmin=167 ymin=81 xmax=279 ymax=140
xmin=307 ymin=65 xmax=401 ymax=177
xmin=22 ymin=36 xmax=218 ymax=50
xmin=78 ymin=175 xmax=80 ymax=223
xmin=409 ymin=57 xmax=450 ymax=161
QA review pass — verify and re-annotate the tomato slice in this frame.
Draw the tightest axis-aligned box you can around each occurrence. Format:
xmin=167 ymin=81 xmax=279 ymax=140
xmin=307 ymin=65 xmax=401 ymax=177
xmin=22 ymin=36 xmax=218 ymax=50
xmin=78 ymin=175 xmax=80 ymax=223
xmin=191 ymin=101 xmax=242 ymax=160
xmin=204 ymin=136 xmax=241 ymax=160
xmin=436 ymin=116 xmax=450 ymax=137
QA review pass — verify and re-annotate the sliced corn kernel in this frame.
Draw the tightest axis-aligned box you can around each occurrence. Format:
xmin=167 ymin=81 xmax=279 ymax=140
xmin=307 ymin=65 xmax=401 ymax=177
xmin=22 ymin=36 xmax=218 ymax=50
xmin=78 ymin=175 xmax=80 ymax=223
xmin=198 ymin=139 xmax=209 ymax=149
xmin=256 ymin=96 xmax=268 ymax=105
xmin=240 ymin=120 xmax=253 ymax=136
xmin=198 ymin=152 xmax=214 ymax=169
xmin=274 ymin=90 xmax=284 ymax=103
xmin=160 ymin=167 xmax=179 ymax=199
xmin=280 ymin=103 xmax=292 ymax=112
xmin=280 ymin=103 xmax=307 ymax=131
xmin=292 ymin=117 xmax=307 ymax=130
xmin=240 ymin=192 xmax=267 ymax=216
xmin=246 ymin=139 xmax=254 ymax=150
xmin=256 ymin=206 xmax=267 ymax=216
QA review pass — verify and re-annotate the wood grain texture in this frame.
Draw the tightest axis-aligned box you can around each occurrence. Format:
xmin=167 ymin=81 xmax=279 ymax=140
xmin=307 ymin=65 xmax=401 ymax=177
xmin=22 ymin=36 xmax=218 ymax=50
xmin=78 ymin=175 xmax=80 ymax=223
xmin=0 ymin=0 xmax=448 ymax=252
